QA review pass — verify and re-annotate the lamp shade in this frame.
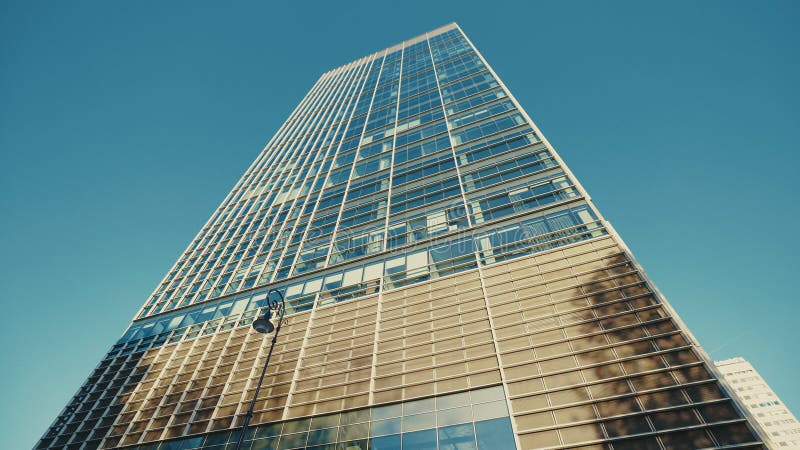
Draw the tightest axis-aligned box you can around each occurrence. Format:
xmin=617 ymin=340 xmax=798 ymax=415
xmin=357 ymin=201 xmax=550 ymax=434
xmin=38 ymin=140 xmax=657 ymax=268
xmin=252 ymin=315 xmax=274 ymax=334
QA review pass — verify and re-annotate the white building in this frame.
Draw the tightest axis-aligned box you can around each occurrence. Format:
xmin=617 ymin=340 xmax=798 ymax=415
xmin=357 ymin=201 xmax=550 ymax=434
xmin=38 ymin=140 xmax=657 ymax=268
xmin=716 ymin=357 xmax=800 ymax=448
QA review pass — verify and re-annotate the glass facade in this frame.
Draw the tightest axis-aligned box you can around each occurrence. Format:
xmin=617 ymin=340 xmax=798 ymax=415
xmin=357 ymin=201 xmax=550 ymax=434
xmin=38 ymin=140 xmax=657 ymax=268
xmin=107 ymin=386 xmax=515 ymax=450
xmin=38 ymin=23 xmax=766 ymax=450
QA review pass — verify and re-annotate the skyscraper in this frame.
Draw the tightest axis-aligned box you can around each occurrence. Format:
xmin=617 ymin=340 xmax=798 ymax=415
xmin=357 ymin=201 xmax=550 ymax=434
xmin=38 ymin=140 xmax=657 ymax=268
xmin=38 ymin=23 xmax=768 ymax=450
xmin=715 ymin=357 xmax=800 ymax=448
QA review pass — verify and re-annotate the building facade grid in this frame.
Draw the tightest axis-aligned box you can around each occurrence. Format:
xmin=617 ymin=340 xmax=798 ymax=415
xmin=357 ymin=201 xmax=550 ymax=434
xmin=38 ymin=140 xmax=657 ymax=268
xmin=716 ymin=357 xmax=800 ymax=449
xmin=38 ymin=23 xmax=767 ymax=450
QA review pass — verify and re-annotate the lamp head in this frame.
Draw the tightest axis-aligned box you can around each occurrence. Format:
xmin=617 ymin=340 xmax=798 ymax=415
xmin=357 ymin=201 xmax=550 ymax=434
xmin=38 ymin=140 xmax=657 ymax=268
xmin=252 ymin=314 xmax=275 ymax=334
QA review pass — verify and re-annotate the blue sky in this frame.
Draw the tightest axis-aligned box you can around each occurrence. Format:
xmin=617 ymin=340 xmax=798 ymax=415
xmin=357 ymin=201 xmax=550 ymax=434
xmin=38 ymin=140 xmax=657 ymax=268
xmin=1 ymin=1 xmax=798 ymax=448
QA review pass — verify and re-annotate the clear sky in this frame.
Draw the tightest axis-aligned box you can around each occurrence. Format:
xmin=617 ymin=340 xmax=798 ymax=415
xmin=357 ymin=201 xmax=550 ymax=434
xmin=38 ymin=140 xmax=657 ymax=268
xmin=1 ymin=1 xmax=798 ymax=448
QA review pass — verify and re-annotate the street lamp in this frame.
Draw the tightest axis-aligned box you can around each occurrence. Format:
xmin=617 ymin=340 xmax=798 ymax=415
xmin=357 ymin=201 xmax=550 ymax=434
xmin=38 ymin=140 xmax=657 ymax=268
xmin=234 ymin=288 xmax=286 ymax=450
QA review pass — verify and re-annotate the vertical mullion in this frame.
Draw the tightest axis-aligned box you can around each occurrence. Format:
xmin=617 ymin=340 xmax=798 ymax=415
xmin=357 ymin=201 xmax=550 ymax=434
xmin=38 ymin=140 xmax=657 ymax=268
xmin=286 ymin=58 xmax=377 ymax=279
xmin=425 ymin=32 xmax=474 ymax=229
xmin=269 ymin=60 xmax=375 ymax=281
xmin=217 ymin=67 xmax=355 ymax=299
xmin=176 ymin=68 xmax=346 ymax=313
xmin=234 ymin=65 xmax=356 ymax=288
xmin=379 ymin=45 xmax=409 ymax=254
xmin=321 ymin=50 xmax=392 ymax=269
xmin=134 ymin=76 xmax=332 ymax=319
xmin=253 ymin=66 xmax=355 ymax=272
xmin=261 ymin=60 xmax=374 ymax=281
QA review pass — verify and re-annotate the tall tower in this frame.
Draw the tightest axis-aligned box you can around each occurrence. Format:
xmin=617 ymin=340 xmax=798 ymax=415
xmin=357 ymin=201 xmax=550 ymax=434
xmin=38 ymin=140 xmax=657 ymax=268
xmin=39 ymin=23 xmax=767 ymax=450
xmin=716 ymin=357 xmax=800 ymax=449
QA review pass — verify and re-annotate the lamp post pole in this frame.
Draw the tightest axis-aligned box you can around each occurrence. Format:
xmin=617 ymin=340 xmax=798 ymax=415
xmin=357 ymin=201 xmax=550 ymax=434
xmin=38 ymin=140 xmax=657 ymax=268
xmin=233 ymin=288 xmax=286 ymax=450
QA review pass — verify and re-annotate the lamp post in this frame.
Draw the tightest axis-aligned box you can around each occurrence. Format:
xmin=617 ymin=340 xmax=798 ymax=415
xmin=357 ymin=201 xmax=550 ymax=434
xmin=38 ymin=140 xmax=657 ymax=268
xmin=233 ymin=288 xmax=286 ymax=450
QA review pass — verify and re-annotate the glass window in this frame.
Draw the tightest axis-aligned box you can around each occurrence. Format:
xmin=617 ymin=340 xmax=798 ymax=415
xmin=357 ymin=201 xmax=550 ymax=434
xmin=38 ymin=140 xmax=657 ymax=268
xmin=339 ymin=422 xmax=370 ymax=441
xmin=373 ymin=403 xmax=403 ymax=420
xmin=277 ymin=432 xmax=307 ymax=450
xmin=402 ymin=412 xmax=436 ymax=432
xmin=310 ymin=415 xmax=341 ymax=431
xmin=249 ymin=437 xmax=279 ymax=450
xmin=253 ymin=423 xmax=284 ymax=438
xmin=363 ymin=262 xmax=384 ymax=281
xmin=303 ymin=278 xmax=323 ymax=295
xmin=406 ymin=251 xmax=428 ymax=271
xmin=343 ymin=268 xmax=364 ymax=287
xmin=474 ymin=417 xmax=516 ymax=450
xmin=401 ymin=429 xmax=437 ymax=450
xmin=371 ymin=418 xmax=401 ymax=437
xmin=159 ymin=436 xmax=204 ymax=450
xmin=337 ymin=439 xmax=369 ymax=450
xmin=440 ymin=72 xmax=498 ymax=105
xmin=438 ymin=423 xmax=477 ymax=450
xmin=371 ymin=434 xmax=401 ymax=450
xmin=438 ymin=391 xmax=470 ymax=410
xmin=306 ymin=427 xmax=339 ymax=446
xmin=305 ymin=444 xmax=336 ymax=450
xmin=403 ymin=397 xmax=435 ymax=415
xmin=470 ymin=385 xmax=504 ymax=404
xmin=472 ymin=400 xmax=508 ymax=421
xmin=438 ymin=405 xmax=473 ymax=426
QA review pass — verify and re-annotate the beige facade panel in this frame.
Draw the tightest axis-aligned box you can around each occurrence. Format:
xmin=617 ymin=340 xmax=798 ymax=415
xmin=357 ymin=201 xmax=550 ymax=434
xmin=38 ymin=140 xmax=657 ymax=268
xmin=374 ymin=273 xmax=501 ymax=405
xmin=288 ymin=296 xmax=378 ymax=417
xmin=107 ymin=311 xmax=310 ymax=447
xmin=481 ymin=236 xmax=757 ymax=448
xmin=87 ymin=236 xmax=760 ymax=449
